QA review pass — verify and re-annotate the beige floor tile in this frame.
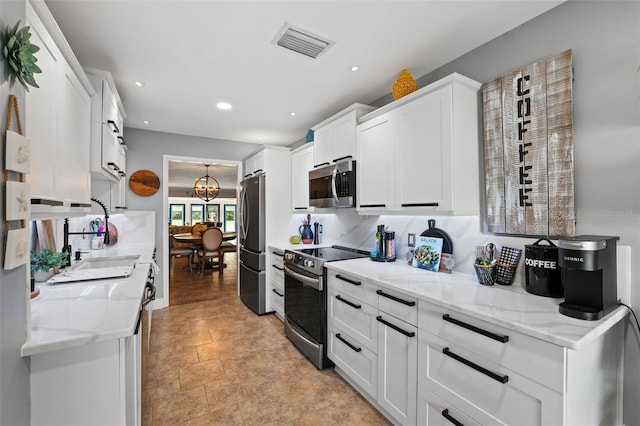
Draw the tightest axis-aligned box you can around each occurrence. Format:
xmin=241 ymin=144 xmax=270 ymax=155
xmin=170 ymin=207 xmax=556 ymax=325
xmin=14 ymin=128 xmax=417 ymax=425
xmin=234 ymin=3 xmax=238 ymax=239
xmin=179 ymin=358 xmax=226 ymax=390
xmin=152 ymin=385 xmax=210 ymax=424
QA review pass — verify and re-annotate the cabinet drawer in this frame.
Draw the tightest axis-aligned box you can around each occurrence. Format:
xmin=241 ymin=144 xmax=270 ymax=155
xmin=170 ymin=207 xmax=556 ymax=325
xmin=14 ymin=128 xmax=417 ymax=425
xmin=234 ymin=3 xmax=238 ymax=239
xmin=418 ymin=301 xmax=563 ymax=391
xmin=378 ymin=287 xmax=417 ymax=326
xmin=327 ymin=270 xmax=378 ymax=307
xmin=418 ymin=330 xmax=562 ymax=426
xmin=328 ymin=326 xmax=377 ymax=399
xmin=271 ymin=285 xmax=284 ymax=316
xmin=418 ymin=384 xmax=482 ymax=426
xmin=328 ymin=287 xmax=378 ymax=353
xmin=271 ymin=262 xmax=284 ymax=287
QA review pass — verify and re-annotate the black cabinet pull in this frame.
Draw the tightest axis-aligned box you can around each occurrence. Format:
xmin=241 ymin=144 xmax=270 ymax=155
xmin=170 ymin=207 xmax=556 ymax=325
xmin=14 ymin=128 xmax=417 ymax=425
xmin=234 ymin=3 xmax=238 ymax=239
xmin=272 ymin=264 xmax=284 ymax=271
xmin=336 ymin=274 xmax=361 ymax=286
xmin=336 ymin=295 xmax=361 ymax=309
xmin=272 ymin=288 xmax=284 ymax=297
xmin=244 ymin=173 xmax=252 ymax=178
xmin=376 ymin=316 xmax=415 ymax=338
xmin=336 ymin=333 xmax=362 ymax=353
xmin=360 ymin=204 xmax=386 ymax=208
xmin=31 ymin=198 xmax=64 ymax=206
xmin=294 ymin=207 xmax=308 ymax=210
xmin=253 ymin=169 xmax=263 ymax=175
xmin=272 ymin=251 xmax=284 ymax=257
xmin=106 ymin=119 xmax=120 ymax=133
xmin=376 ymin=289 xmax=415 ymax=306
xmin=442 ymin=314 xmax=509 ymax=343
xmin=107 ymin=162 xmax=120 ymax=171
xmin=332 ymin=155 xmax=352 ymax=163
xmin=442 ymin=347 xmax=509 ymax=384
xmin=401 ymin=202 xmax=439 ymax=207
xmin=442 ymin=409 xmax=464 ymax=426
xmin=117 ymin=136 xmax=126 ymax=146
xmin=69 ymin=202 xmax=91 ymax=208
xmin=313 ymin=162 xmax=330 ymax=168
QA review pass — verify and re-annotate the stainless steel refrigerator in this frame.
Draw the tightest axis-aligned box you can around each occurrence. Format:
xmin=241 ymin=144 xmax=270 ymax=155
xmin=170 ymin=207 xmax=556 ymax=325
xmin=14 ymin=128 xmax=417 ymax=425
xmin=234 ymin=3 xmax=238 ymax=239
xmin=238 ymin=172 xmax=267 ymax=314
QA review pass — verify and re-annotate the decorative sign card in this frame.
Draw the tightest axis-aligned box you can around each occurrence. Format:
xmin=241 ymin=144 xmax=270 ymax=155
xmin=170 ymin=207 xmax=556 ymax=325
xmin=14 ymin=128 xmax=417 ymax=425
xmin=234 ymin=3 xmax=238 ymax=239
xmin=413 ymin=236 xmax=443 ymax=272
xmin=483 ymin=49 xmax=575 ymax=237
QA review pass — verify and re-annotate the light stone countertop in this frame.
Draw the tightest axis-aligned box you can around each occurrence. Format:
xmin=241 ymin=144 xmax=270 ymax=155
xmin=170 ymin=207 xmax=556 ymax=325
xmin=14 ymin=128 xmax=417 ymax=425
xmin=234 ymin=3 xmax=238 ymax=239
xmin=325 ymin=257 xmax=628 ymax=350
xmin=22 ymin=243 xmax=156 ymax=357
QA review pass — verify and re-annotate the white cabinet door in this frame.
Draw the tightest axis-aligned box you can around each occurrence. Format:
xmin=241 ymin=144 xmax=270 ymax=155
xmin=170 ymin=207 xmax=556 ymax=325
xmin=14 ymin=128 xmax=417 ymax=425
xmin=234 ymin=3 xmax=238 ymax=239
xmin=331 ymin=111 xmax=357 ymax=163
xmin=377 ymin=313 xmax=417 ymax=425
xmin=56 ymin=61 xmax=92 ymax=206
xmin=356 ymin=116 xmax=394 ymax=211
xmin=396 ymin=85 xmax=452 ymax=211
xmin=291 ymin=144 xmax=314 ymax=211
xmin=25 ymin=8 xmax=61 ymax=203
xmin=312 ymin=124 xmax=332 ymax=168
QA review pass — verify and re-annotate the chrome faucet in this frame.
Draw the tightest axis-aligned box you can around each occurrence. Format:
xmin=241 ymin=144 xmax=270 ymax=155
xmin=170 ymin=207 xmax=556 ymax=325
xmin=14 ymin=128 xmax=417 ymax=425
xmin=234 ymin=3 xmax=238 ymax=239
xmin=62 ymin=198 xmax=110 ymax=266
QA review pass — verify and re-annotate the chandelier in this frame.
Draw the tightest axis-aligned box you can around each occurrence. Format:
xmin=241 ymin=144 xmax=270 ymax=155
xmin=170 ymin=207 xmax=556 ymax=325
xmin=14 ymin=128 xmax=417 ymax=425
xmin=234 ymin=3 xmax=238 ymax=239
xmin=193 ymin=164 xmax=220 ymax=202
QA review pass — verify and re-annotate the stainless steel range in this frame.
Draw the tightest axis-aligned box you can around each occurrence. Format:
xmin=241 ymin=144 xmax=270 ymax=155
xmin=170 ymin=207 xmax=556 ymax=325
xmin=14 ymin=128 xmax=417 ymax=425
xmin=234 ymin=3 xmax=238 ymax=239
xmin=284 ymin=245 xmax=369 ymax=369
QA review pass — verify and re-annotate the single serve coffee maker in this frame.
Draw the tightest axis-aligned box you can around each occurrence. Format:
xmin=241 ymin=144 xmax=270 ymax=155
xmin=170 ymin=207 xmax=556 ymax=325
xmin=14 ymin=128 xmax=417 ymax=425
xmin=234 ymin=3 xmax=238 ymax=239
xmin=558 ymin=235 xmax=619 ymax=320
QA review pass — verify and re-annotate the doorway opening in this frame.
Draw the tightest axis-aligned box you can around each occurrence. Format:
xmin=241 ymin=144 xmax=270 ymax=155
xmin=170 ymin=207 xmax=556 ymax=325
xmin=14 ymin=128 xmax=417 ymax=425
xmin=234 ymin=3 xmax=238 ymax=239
xmin=163 ymin=155 xmax=242 ymax=307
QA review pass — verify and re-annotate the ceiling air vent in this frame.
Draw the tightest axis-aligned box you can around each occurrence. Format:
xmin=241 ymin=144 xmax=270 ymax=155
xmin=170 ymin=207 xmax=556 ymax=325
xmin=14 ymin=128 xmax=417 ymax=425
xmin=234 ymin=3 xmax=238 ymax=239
xmin=273 ymin=23 xmax=333 ymax=59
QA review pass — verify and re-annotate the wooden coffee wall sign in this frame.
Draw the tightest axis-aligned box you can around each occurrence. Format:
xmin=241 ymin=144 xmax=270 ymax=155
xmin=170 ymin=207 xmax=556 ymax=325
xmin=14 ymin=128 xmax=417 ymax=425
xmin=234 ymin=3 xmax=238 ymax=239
xmin=483 ymin=49 xmax=575 ymax=237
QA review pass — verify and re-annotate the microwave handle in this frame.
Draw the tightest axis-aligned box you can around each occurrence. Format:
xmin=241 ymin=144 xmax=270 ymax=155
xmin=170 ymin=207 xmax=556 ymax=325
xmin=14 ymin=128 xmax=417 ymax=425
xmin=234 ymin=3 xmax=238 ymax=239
xmin=331 ymin=165 xmax=340 ymax=204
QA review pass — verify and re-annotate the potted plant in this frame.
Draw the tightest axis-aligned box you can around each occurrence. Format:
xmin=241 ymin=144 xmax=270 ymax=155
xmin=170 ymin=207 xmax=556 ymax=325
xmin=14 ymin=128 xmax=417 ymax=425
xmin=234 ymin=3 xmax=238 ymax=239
xmin=30 ymin=248 xmax=68 ymax=282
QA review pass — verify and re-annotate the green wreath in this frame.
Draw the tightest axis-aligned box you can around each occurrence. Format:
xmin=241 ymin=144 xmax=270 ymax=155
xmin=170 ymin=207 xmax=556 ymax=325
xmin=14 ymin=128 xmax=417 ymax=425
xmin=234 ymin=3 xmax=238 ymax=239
xmin=2 ymin=21 xmax=41 ymax=92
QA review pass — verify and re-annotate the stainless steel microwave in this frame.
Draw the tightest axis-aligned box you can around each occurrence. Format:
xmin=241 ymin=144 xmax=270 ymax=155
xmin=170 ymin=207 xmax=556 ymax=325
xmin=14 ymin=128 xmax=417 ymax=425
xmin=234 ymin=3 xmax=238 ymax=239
xmin=309 ymin=160 xmax=356 ymax=208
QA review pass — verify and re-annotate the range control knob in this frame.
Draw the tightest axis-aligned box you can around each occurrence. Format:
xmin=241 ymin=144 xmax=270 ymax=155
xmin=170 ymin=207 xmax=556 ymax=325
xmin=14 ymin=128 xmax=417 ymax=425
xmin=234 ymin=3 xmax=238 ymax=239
xmin=304 ymin=259 xmax=315 ymax=268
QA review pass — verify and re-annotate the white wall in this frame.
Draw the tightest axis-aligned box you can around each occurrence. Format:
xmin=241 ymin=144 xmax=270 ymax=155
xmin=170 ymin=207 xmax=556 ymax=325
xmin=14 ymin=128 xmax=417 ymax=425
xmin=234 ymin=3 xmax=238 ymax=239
xmin=0 ymin=1 xmax=31 ymax=424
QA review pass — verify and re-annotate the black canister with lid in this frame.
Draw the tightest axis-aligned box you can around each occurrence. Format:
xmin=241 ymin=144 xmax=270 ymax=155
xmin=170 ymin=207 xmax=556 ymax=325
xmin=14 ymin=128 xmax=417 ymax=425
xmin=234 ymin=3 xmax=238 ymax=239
xmin=524 ymin=239 xmax=563 ymax=297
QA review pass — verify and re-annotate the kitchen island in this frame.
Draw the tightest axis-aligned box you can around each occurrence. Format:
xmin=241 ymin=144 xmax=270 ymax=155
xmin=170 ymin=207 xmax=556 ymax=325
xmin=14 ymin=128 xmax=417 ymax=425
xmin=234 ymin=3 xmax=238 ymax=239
xmin=23 ymin=217 xmax=156 ymax=426
xmin=325 ymin=258 xmax=627 ymax=426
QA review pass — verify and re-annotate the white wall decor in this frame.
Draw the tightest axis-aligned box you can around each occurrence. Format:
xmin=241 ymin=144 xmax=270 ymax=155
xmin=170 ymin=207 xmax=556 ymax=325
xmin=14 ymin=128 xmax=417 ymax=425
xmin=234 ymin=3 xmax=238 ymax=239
xmin=483 ymin=49 xmax=575 ymax=237
xmin=3 ymin=227 xmax=30 ymax=270
xmin=5 ymin=130 xmax=30 ymax=173
xmin=5 ymin=181 xmax=30 ymax=220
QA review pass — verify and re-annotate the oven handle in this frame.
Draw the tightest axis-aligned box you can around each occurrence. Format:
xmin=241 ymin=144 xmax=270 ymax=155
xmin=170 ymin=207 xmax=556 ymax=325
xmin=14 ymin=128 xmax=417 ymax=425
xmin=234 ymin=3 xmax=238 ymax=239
xmin=284 ymin=265 xmax=322 ymax=291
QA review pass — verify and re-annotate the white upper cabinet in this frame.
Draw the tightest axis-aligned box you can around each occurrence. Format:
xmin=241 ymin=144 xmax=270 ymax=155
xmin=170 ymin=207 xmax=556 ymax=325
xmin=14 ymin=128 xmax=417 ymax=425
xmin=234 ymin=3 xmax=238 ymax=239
xmin=86 ymin=69 xmax=126 ymax=182
xmin=25 ymin=0 xmax=94 ymax=217
xmin=244 ymin=150 xmax=265 ymax=178
xmin=357 ymin=73 xmax=481 ymax=215
xmin=290 ymin=143 xmax=314 ymax=212
xmin=312 ymin=104 xmax=376 ymax=168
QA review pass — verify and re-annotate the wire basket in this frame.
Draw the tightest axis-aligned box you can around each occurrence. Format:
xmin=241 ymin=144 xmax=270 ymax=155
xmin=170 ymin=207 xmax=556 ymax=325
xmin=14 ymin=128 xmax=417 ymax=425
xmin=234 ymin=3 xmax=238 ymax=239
xmin=495 ymin=246 xmax=522 ymax=285
xmin=474 ymin=264 xmax=496 ymax=286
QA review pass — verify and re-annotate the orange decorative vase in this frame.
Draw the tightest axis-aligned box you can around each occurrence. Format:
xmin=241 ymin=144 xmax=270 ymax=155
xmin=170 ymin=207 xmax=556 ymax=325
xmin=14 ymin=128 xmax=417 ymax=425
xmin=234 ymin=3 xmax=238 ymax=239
xmin=391 ymin=69 xmax=418 ymax=100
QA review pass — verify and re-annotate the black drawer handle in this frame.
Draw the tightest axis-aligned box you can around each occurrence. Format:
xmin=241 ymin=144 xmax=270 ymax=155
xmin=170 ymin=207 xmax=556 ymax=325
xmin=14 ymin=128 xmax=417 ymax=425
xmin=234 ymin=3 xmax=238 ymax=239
xmin=401 ymin=202 xmax=439 ymax=207
xmin=107 ymin=119 xmax=120 ymax=133
xmin=107 ymin=162 xmax=120 ymax=171
xmin=272 ymin=264 xmax=284 ymax=271
xmin=360 ymin=204 xmax=386 ymax=208
xmin=272 ymin=251 xmax=284 ymax=257
xmin=442 ymin=314 xmax=509 ymax=343
xmin=336 ymin=274 xmax=361 ymax=286
xmin=336 ymin=333 xmax=362 ymax=353
xmin=376 ymin=316 xmax=415 ymax=338
xmin=442 ymin=347 xmax=509 ymax=384
xmin=272 ymin=288 xmax=284 ymax=297
xmin=332 ymin=155 xmax=352 ymax=163
xmin=442 ymin=409 xmax=464 ymax=426
xmin=313 ymin=162 xmax=330 ymax=168
xmin=376 ymin=289 xmax=415 ymax=306
xmin=294 ymin=207 xmax=308 ymax=210
xmin=31 ymin=198 xmax=64 ymax=206
xmin=336 ymin=295 xmax=361 ymax=309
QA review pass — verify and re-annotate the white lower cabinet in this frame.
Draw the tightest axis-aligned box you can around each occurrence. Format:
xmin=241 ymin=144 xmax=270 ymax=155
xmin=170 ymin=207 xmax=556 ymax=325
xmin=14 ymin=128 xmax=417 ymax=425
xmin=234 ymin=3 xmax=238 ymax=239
xmin=268 ymin=248 xmax=285 ymax=319
xmin=418 ymin=384 xmax=481 ymax=426
xmin=30 ymin=333 xmax=142 ymax=426
xmin=328 ymin=326 xmax=378 ymax=398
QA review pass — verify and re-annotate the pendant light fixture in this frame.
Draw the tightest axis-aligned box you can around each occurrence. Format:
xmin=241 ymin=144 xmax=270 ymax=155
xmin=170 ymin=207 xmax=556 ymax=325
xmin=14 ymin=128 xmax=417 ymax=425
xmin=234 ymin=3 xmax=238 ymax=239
xmin=193 ymin=164 xmax=220 ymax=202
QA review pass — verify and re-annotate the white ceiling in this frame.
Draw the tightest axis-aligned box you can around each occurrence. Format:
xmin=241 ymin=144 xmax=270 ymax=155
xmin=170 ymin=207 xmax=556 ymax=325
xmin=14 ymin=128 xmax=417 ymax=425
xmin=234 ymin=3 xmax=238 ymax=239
xmin=44 ymin=0 xmax=563 ymax=148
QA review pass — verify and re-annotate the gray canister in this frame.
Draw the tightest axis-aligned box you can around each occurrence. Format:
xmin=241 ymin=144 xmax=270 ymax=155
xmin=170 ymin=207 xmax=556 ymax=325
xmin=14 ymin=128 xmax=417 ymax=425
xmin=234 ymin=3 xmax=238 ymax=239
xmin=524 ymin=239 xmax=563 ymax=297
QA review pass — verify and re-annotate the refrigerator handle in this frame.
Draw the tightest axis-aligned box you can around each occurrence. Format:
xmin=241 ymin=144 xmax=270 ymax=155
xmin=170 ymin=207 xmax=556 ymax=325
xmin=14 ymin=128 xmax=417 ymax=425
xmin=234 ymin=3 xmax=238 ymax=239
xmin=241 ymin=187 xmax=250 ymax=238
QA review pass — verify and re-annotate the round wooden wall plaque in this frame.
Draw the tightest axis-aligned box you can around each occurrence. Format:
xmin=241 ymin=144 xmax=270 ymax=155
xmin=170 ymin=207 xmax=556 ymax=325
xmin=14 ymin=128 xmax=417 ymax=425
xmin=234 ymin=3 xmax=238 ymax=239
xmin=129 ymin=170 xmax=160 ymax=196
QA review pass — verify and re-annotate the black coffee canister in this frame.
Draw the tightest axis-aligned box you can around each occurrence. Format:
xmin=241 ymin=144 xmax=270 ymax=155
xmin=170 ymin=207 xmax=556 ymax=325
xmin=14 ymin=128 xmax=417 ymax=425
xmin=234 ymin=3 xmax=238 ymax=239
xmin=524 ymin=239 xmax=563 ymax=297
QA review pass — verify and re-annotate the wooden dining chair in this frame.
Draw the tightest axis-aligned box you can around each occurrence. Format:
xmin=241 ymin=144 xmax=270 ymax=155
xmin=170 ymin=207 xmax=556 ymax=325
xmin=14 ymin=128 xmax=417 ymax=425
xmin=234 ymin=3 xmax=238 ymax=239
xmin=169 ymin=235 xmax=194 ymax=271
xmin=196 ymin=227 xmax=223 ymax=275
xmin=219 ymin=239 xmax=237 ymax=272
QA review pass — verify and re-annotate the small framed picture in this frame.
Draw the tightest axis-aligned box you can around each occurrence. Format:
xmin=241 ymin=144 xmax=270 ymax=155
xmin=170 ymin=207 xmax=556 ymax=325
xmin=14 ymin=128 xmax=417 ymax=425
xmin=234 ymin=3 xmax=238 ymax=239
xmin=5 ymin=130 xmax=31 ymax=173
xmin=5 ymin=181 xmax=31 ymax=220
xmin=4 ymin=227 xmax=30 ymax=270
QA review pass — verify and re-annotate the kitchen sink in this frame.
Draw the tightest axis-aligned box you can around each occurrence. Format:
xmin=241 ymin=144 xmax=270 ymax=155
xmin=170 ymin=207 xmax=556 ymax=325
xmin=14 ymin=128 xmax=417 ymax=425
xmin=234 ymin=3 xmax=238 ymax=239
xmin=69 ymin=255 xmax=140 ymax=271
xmin=47 ymin=255 xmax=140 ymax=284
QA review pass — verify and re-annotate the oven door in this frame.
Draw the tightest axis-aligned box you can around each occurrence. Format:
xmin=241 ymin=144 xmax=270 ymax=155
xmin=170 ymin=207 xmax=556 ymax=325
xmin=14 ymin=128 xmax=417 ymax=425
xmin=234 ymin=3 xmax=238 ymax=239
xmin=284 ymin=264 xmax=324 ymax=344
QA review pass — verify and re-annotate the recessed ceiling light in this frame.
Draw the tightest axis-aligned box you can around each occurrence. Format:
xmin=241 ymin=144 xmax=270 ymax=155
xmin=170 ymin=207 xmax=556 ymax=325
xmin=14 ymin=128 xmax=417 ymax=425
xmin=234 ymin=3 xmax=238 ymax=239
xmin=134 ymin=81 xmax=145 ymax=87
xmin=143 ymin=120 xmax=150 ymax=124
xmin=290 ymin=112 xmax=296 ymax=116
xmin=217 ymin=102 xmax=232 ymax=110
xmin=350 ymin=65 xmax=360 ymax=72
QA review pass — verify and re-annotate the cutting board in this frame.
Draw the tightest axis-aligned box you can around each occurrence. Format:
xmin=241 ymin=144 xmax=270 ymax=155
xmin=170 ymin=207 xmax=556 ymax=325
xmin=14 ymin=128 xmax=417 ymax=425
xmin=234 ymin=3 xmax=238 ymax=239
xmin=129 ymin=170 xmax=160 ymax=196
xmin=420 ymin=219 xmax=453 ymax=254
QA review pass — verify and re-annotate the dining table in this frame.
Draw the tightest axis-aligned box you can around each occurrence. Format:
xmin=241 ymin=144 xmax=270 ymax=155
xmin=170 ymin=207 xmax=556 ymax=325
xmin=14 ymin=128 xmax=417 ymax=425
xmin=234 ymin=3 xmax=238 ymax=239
xmin=173 ymin=231 xmax=237 ymax=271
